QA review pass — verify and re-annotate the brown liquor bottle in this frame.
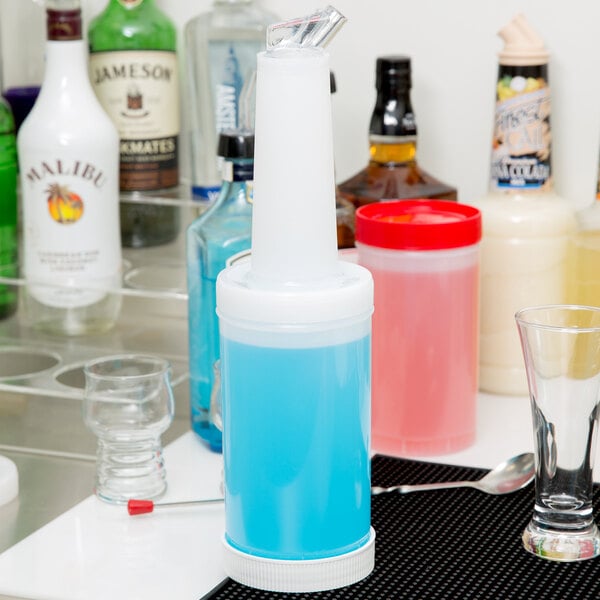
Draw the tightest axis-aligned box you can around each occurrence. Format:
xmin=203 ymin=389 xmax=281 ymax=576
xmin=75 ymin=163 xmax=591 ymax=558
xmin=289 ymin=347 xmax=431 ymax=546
xmin=338 ymin=56 xmax=457 ymax=209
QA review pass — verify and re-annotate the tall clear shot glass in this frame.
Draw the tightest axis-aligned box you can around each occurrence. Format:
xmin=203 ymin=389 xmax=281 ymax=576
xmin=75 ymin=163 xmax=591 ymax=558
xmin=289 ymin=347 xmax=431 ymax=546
xmin=83 ymin=354 xmax=174 ymax=504
xmin=516 ymin=305 xmax=600 ymax=561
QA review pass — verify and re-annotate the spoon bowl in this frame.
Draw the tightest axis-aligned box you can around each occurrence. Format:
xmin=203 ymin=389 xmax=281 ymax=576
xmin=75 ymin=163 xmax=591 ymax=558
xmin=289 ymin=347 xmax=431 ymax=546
xmin=371 ymin=452 xmax=535 ymax=496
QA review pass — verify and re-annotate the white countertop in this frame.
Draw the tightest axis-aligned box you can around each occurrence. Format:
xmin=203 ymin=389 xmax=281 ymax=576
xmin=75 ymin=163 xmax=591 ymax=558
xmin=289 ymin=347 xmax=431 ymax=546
xmin=0 ymin=392 xmax=537 ymax=600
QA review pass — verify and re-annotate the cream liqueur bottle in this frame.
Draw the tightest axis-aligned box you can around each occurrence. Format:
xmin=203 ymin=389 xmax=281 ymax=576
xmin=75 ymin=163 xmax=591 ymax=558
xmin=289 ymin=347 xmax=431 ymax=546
xmin=18 ymin=0 xmax=122 ymax=335
xmin=472 ymin=14 xmax=576 ymax=396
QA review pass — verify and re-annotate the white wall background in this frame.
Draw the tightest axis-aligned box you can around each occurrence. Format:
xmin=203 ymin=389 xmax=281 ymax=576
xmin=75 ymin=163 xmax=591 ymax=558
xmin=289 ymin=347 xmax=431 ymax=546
xmin=2 ymin=0 xmax=599 ymax=210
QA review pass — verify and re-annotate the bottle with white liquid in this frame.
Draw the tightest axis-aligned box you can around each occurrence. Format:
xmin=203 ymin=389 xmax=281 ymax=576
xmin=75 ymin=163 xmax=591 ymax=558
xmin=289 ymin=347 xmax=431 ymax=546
xmin=471 ymin=14 xmax=576 ymax=396
xmin=18 ymin=0 xmax=122 ymax=335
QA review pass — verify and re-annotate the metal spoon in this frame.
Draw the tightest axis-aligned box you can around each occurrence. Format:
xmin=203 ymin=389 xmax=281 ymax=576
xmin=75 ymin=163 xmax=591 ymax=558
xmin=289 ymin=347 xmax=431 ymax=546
xmin=371 ymin=452 xmax=535 ymax=496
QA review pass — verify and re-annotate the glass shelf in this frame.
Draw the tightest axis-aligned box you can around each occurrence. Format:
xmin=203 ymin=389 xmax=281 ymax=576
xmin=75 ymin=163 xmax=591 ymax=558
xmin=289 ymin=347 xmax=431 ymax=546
xmin=0 ymin=191 xmax=201 ymax=403
xmin=0 ymin=283 xmax=189 ymax=400
xmin=119 ymin=182 xmax=210 ymax=209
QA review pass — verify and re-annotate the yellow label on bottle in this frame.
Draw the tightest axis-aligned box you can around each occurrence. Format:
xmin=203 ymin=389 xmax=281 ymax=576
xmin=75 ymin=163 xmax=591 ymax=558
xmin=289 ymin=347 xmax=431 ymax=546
xmin=491 ymin=75 xmax=551 ymax=191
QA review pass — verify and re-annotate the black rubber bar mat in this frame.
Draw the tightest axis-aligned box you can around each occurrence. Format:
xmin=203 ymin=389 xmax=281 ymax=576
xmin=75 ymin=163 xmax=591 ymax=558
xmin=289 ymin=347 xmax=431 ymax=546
xmin=200 ymin=454 xmax=600 ymax=599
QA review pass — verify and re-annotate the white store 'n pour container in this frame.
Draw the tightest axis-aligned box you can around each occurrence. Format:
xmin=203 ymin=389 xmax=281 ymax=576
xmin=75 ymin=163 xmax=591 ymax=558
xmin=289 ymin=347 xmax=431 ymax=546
xmin=216 ymin=6 xmax=375 ymax=593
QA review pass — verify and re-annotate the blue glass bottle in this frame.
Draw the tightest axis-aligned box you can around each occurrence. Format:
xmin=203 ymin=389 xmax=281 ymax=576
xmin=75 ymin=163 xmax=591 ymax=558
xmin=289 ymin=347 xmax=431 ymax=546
xmin=187 ymin=131 xmax=254 ymax=451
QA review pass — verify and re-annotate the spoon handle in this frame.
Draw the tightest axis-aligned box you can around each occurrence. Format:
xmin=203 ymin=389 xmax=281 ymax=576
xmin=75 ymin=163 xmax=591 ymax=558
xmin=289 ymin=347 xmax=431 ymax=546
xmin=371 ymin=480 xmax=476 ymax=495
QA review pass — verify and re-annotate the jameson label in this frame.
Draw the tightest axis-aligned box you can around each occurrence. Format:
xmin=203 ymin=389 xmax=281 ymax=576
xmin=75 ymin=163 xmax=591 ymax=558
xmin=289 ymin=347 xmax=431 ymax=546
xmin=89 ymin=50 xmax=179 ymax=191
xmin=491 ymin=70 xmax=551 ymax=191
xmin=20 ymin=156 xmax=120 ymax=308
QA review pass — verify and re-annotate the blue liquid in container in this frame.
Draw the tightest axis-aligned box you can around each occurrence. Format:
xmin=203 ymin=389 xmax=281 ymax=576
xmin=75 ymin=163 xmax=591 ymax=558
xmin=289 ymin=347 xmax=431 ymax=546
xmin=221 ymin=334 xmax=371 ymax=560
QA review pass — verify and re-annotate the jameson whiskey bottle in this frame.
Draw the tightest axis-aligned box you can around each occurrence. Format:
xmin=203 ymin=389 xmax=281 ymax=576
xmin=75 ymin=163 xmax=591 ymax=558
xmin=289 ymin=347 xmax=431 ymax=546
xmin=0 ymin=98 xmax=18 ymax=320
xmin=88 ymin=0 xmax=180 ymax=248
xmin=471 ymin=14 xmax=575 ymax=395
xmin=338 ymin=56 xmax=457 ymax=209
xmin=184 ymin=0 xmax=277 ymax=202
xmin=18 ymin=0 xmax=122 ymax=336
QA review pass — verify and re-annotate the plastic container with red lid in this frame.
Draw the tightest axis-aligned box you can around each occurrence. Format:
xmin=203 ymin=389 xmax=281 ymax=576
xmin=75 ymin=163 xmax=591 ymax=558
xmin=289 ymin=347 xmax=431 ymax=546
xmin=355 ymin=199 xmax=481 ymax=250
xmin=355 ymin=199 xmax=482 ymax=456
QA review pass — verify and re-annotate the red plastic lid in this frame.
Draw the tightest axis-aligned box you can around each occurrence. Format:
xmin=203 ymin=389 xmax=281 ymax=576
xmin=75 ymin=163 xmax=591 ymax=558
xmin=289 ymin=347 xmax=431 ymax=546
xmin=355 ymin=200 xmax=482 ymax=250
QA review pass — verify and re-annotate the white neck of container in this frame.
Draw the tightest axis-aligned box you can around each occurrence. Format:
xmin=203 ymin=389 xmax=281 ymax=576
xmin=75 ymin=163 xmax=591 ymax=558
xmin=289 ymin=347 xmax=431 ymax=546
xmin=248 ymin=48 xmax=339 ymax=290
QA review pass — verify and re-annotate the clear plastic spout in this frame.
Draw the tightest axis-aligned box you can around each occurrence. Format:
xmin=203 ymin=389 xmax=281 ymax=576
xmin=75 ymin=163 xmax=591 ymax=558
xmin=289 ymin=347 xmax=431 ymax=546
xmin=266 ymin=5 xmax=346 ymax=51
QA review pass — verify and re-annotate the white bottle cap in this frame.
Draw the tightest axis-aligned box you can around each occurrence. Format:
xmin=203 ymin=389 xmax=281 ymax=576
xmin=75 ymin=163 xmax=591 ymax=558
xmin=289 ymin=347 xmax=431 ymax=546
xmin=223 ymin=528 xmax=376 ymax=593
xmin=498 ymin=13 xmax=549 ymax=66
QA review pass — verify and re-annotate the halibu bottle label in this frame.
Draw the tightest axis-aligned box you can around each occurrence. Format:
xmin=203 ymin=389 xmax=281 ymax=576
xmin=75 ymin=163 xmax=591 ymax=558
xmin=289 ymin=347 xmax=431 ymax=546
xmin=89 ymin=50 xmax=180 ymax=191
xmin=20 ymin=156 xmax=121 ymax=308
xmin=491 ymin=73 xmax=551 ymax=191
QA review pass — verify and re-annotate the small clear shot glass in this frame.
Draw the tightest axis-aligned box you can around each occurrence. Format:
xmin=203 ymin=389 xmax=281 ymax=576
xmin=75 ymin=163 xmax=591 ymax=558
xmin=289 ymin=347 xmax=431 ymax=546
xmin=516 ymin=305 xmax=600 ymax=561
xmin=83 ymin=354 xmax=174 ymax=504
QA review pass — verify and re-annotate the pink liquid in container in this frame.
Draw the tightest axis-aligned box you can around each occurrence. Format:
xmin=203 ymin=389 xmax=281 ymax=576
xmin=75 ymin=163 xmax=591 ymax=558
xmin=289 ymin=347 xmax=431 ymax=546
xmin=356 ymin=200 xmax=481 ymax=456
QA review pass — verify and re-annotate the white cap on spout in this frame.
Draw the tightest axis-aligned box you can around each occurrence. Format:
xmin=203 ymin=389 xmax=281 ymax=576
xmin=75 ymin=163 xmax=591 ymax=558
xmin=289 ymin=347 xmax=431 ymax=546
xmin=498 ymin=13 xmax=549 ymax=66
xmin=249 ymin=47 xmax=339 ymax=288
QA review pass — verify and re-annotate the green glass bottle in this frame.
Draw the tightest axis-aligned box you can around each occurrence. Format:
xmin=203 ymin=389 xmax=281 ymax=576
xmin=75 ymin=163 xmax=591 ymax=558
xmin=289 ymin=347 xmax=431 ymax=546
xmin=88 ymin=0 xmax=180 ymax=248
xmin=0 ymin=98 xmax=18 ymax=320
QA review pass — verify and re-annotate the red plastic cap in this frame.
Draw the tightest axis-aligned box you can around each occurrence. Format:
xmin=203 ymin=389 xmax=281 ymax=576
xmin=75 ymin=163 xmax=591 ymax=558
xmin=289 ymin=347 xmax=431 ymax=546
xmin=127 ymin=499 xmax=154 ymax=515
xmin=355 ymin=200 xmax=482 ymax=250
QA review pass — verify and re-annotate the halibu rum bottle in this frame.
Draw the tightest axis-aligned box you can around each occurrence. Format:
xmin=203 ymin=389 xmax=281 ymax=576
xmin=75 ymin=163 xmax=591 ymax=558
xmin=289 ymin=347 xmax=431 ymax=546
xmin=18 ymin=0 xmax=122 ymax=336
xmin=88 ymin=0 xmax=180 ymax=248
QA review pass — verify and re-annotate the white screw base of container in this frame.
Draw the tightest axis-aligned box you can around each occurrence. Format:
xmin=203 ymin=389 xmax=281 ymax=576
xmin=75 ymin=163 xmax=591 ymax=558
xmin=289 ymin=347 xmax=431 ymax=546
xmin=0 ymin=455 xmax=18 ymax=506
xmin=222 ymin=528 xmax=376 ymax=593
